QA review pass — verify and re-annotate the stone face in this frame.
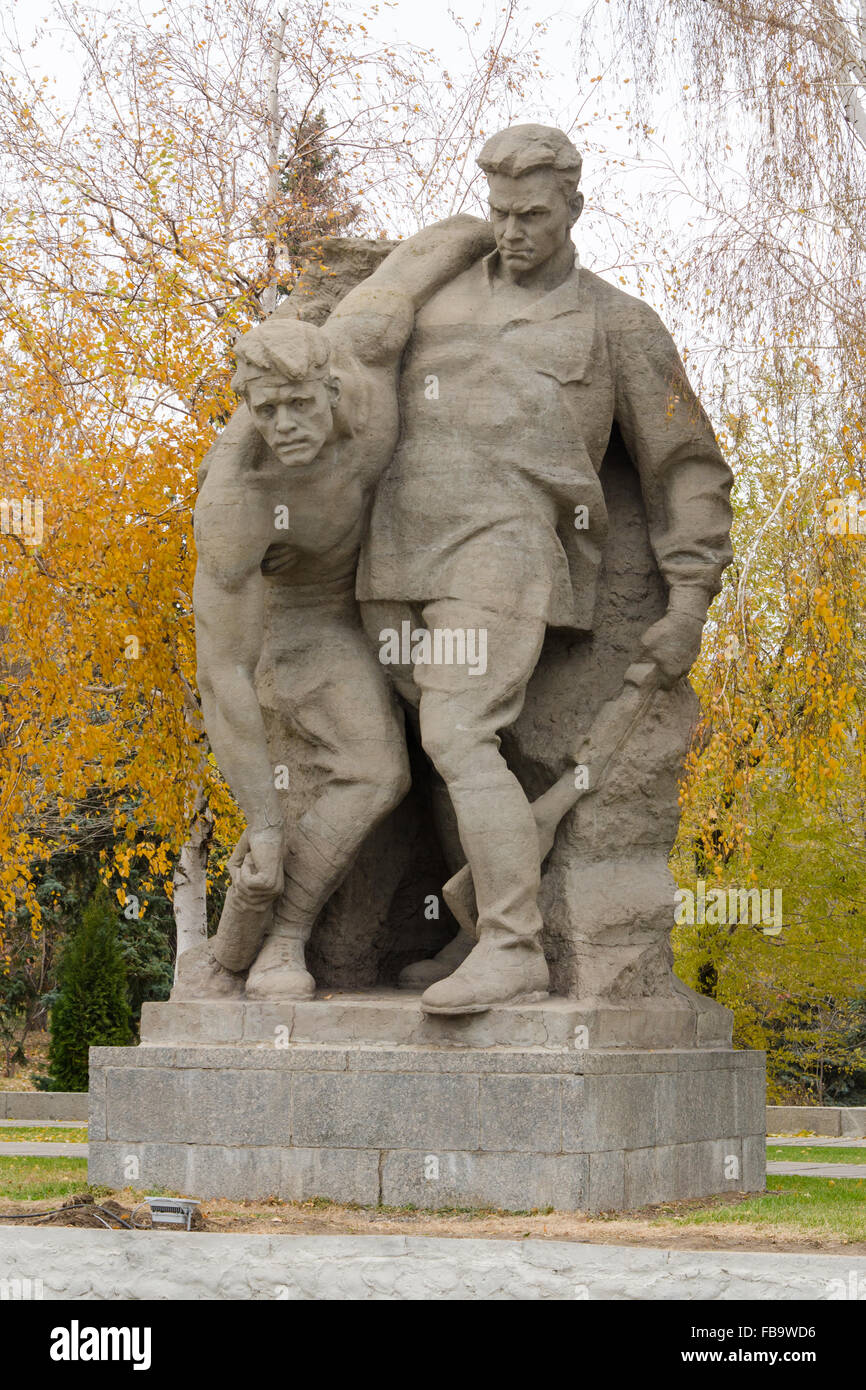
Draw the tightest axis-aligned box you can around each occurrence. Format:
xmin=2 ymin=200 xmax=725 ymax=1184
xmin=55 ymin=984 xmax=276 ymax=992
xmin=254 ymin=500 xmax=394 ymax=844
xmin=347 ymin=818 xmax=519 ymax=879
xmin=479 ymin=1075 xmax=563 ymax=1152
xmin=742 ymin=1133 xmax=768 ymax=1191
xmin=104 ymin=1067 xmax=293 ymax=1146
xmin=575 ymin=1073 xmax=662 ymax=1153
xmin=380 ymin=1151 xmax=588 ymax=1212
xmin=735 ymin=1062 xmax=767 ymax=1136
xmin=655 ymin=1067 xmax=739 ymax=1145
xmin=840 ymin=1108 xmax=866 ymax=1137
xmin=765 ymin=1105 xmax=856 ymax=1137
xmin=292 ymin=1072 xmax=480 ymax=1150
xmin=587 ymin=1149 xmax=625 ymax=1212
xmin=87 ymin=1141 xmax=193 ymax=1196
xmin=87 ymin=1060 xmax=106 ymax=1142
xmin=89 ymin=1042 xmax=765 ymax=1213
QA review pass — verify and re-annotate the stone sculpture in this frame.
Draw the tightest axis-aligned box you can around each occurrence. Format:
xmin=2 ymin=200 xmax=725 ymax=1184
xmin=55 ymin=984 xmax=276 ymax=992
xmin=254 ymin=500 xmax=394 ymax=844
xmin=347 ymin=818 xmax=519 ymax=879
xmin=174 ymin=122 xmax=734 ymax=1022
xmin=94 ymin=125 xmax=767 ymax=1217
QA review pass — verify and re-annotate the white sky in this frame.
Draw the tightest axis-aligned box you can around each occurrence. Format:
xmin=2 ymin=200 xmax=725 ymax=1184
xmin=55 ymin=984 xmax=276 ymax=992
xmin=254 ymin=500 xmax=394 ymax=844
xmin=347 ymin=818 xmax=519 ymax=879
xmin=1 ymin=0 xmax=715 ymax=360
xmin=3 ymin=0 xmax=687 ymax=238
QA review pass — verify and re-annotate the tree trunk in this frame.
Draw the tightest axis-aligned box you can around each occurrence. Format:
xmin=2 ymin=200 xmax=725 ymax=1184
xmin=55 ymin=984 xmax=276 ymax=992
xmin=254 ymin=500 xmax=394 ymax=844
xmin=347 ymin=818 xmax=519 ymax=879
xmin=262 ymin=6 xmax=289 ymax=317
xmin=172 ymin=789 xmax=214 ymax=977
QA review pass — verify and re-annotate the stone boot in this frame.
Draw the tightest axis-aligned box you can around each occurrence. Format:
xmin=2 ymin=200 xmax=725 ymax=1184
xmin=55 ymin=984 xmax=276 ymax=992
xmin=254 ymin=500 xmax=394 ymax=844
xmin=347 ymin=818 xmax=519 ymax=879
xmin=420 ymin=934 xmax=549 ymax=1015
xmin=245 ymin=929 xmax=315 ymax=1001
xmin=398 ymin=929 xmax=474 ymax=989
xmin=171 ymin=940 xmax=246 ymax=1002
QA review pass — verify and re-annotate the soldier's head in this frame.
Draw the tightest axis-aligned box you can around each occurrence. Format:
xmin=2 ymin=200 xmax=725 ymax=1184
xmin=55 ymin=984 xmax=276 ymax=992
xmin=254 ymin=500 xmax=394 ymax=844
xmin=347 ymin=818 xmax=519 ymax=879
xmin=477 ymin=124 xmax=583 ymax=278
xmin=232 ymin=319 xmax=341 ymax=467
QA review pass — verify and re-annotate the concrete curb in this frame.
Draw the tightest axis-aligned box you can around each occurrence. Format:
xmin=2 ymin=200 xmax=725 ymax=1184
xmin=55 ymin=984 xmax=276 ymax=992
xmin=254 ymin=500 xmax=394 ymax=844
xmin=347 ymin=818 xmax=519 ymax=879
xmin=1 ymin=1229 xmax=865 ymax=1300
xmin=0 ymin=1094 xmax=88 ymax=1122
xmin=770 ymin=1136 xmax=866 ymax=1147
xmin=0 ymin=1120 xmax=84 ymax=1130
xmin=0 ymin=1143 xmax=89 ymax=1157
xmin=767 ymin=1106 xmax=866 ymax=1137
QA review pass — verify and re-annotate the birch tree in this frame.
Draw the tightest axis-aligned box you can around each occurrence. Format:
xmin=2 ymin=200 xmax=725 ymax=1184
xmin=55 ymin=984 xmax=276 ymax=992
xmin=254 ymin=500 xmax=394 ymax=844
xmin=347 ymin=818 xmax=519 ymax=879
xmin=573 ymin=1 xmax=866 ymax=1088
xmin=0 ymin=0 xmax=547 ymax=961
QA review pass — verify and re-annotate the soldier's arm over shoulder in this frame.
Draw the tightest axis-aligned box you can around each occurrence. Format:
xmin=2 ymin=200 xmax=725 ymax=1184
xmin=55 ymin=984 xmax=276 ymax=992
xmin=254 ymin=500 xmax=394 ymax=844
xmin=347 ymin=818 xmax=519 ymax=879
xmin=610 ymin=291 xmax=734 ymax=601
xmin=330 ymin=215 xmax=495 ymax=365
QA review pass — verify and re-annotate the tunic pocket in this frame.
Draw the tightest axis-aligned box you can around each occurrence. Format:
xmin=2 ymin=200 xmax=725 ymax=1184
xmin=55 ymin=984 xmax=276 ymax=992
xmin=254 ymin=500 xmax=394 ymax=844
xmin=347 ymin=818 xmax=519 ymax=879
xmin=504 ymin=309 xmax=595 ymax=386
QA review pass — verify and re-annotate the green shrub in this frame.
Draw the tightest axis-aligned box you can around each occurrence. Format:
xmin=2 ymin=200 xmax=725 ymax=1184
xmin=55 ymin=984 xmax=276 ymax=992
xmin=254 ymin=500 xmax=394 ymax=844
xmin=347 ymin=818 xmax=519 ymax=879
xmin=40 ymin=883 xmax=134 ymax=1091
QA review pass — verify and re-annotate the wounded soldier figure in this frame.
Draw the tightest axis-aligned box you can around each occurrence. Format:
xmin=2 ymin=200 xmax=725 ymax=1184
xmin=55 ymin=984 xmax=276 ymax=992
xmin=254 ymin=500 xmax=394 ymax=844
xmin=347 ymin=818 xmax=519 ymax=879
xmin=173 ymin=216 xmax=494 ymax=1001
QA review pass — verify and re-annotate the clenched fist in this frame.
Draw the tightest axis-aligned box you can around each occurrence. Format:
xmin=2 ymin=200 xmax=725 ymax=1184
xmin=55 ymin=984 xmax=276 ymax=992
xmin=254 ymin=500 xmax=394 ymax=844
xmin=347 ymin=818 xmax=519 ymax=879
xmin=640 ymin=609 xmax=705 ymax=688
xmin=228 ymin=827 xmax=285 ymax=907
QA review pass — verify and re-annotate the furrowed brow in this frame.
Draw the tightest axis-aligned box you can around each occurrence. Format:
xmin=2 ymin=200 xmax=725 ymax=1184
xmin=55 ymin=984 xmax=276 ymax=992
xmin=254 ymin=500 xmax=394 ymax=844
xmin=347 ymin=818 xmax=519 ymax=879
xmin=256 ymin=385 xmax=313 ymax=400
xmin=490 ymin=200 xmax=551 ymax=214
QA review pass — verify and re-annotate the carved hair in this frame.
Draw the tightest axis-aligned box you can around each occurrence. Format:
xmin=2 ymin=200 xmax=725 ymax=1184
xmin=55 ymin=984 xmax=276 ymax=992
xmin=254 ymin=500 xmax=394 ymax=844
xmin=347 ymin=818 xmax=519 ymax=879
xmin=231 ymin=318 xmax=331 ymax=394
xmin=477 ymin=124 xmax=582 ymax=200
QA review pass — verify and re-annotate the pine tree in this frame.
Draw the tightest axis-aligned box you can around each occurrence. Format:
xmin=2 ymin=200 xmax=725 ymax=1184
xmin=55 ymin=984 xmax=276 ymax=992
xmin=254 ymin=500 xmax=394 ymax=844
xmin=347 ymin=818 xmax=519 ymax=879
xmin=42 ymin=883 xmax=134 ymax=1092
xmin=276 ymin=110 xmax=360 ymax=271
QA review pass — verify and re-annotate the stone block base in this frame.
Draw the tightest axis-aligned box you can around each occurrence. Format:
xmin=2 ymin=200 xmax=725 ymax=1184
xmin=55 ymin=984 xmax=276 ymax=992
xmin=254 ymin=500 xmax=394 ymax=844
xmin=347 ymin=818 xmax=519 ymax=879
xmin=140 ymin=986 xmax=733 ymax=1051
xmin=89 ymin=1032 xmax=765 ymax=1213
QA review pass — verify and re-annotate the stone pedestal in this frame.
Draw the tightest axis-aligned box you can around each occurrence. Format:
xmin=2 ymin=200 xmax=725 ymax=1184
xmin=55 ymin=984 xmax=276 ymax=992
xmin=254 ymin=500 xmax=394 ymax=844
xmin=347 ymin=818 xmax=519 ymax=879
xmin=88 ymin=994 xmax=765 ymax=1214
xmin=138 ymin=985 xmax=734 ymax=1050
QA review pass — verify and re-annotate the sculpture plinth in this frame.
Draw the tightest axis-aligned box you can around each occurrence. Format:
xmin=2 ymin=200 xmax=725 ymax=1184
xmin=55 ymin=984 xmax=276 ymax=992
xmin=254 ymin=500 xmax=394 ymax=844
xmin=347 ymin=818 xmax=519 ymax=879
xmin=88 ymin=998 xmax=764 ymax=1213
xmin=139 ymin=987 xmax=734 ymax=1050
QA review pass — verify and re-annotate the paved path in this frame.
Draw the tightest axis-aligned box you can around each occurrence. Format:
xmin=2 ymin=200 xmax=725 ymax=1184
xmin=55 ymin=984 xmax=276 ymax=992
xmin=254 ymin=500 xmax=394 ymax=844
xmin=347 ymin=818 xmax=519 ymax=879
xmin=769 ymin=1135 xmax=866 ymax=1147
xmin=0 ymin=1142 xmax=88 ymax=1156
xmin=767 ymin=1160 xmax=866 ymax=1178
xmin=0 ymin=1119 xmax=84 ymax=1130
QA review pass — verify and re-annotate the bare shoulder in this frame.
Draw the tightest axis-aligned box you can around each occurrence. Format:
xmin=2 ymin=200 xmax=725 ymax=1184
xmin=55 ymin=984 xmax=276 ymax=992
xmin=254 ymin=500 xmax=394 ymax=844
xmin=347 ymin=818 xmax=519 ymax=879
xmin=197 ymin=403 xmax=265 ymax=492
xmin=194 ymin=429 xmax=280 ymax=586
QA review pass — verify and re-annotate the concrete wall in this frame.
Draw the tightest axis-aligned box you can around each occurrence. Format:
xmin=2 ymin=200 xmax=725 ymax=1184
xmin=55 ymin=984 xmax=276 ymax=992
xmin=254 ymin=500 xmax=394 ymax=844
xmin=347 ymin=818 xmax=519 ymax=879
xmin=2 ymin=1228 xmax=865 ymax=1300
xmin=0 ymin=1092 xmax=88 ymax=1122
xmin=767 ymin=1106 xmax=866 ymax=1137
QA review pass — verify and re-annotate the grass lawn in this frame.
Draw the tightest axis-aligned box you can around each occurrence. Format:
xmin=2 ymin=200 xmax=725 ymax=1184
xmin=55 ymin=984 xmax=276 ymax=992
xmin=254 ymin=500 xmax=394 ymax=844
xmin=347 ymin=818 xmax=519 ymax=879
xmin=0 ymin=1126 xmax=88 ymax=1143
xmin=0 ymin=1155 xmax=89 ymax=1201
xmin=767 ymin=1145 xmax=866 ymax=1164
xmin=660 ymin=1175 xmax=866 ymax=1241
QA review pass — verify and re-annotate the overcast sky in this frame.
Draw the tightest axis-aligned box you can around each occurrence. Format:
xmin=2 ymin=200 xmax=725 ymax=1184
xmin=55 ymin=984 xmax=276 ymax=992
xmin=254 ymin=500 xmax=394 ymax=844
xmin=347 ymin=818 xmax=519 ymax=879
xmin=3 ymin=0 xmax=709 ymax=352
xmin=3 ymin=0 xmax=690 ymax=258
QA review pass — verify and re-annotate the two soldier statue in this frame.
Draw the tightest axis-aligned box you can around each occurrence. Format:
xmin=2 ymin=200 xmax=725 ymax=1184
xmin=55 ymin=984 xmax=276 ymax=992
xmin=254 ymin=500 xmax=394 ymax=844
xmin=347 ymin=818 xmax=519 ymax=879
xmin=175 ymin=123 xmax=733 ymax=1017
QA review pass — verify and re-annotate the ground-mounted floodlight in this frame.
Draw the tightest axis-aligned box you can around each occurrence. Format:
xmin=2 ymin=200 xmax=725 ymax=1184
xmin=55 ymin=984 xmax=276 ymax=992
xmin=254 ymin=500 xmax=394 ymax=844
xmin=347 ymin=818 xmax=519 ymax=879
xmin=141 ymin=1196 xmax=201 ymax=1231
